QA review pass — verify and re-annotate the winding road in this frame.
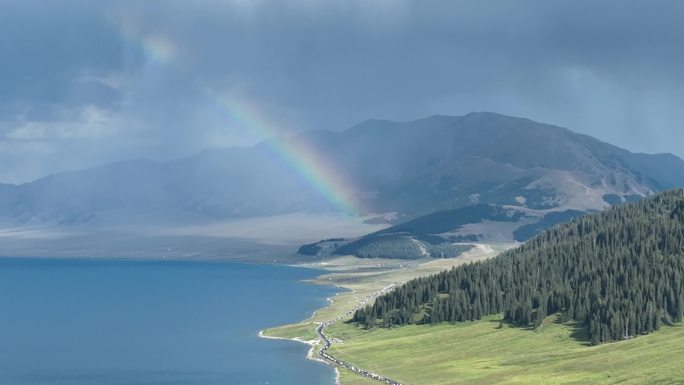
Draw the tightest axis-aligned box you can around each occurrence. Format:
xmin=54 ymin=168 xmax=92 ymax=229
xmin=315 ymin=284 xmax=404 ymax=385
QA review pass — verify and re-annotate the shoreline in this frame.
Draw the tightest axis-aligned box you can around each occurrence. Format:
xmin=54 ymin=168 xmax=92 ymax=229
xmin=258 ymin=321 xmax=342 ymax=385
xmin=258 ymin=284 xmax=346 ymax=385
xmin=259 ymin=249 xmax=509 ymax=385
xmin=257 ymin=330 xmax=326 ymax=363
xmin=260 ymin=262 xmax=406 ymax=384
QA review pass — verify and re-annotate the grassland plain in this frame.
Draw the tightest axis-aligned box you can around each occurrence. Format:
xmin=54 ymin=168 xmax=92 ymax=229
xmin=327 ymin=315 xmax=684 ymax=385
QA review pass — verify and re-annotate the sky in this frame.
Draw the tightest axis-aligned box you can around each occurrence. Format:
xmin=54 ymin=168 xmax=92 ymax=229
xmin=1 ymin=0 xmax=683 ymax=184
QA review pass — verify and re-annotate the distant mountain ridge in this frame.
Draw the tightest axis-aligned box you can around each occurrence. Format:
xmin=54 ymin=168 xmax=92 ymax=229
xmin=1 ymin=112 xmax=684 ymax=226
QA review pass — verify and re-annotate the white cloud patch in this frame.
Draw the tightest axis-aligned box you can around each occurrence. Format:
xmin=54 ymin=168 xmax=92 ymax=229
xmin=77 ymin=71 xmax=129 ymax=91
xmin=5 ymin=105 xmax=117 ymax=142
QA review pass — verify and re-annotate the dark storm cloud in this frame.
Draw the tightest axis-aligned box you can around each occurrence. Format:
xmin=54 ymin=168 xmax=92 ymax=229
xmin=0 ymin=0 xmax=683 ymax=182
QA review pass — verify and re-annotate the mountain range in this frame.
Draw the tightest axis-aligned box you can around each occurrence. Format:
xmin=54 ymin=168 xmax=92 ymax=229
xmin=2 ymin=112 xmax=683 ymax=230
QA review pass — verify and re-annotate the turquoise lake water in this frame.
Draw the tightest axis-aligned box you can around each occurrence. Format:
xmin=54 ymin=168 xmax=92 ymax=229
xmin=0 ymin=258 xmax=339 ymax=385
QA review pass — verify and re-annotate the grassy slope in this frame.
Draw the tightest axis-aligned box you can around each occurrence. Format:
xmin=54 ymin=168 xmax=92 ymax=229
xmin=327 ymin=314 xmax=684 ymax=385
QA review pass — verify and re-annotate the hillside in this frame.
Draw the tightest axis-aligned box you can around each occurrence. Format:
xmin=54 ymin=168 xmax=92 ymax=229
xmin=353 ymin=189 xmax=684 ymax=344
xmin=1 ymin=113 xmax=683 ymax=226
xmin=298 ymin=204 xmax=586 ymax=259
xmin=297 ymin=204 xmax=518 ymax=259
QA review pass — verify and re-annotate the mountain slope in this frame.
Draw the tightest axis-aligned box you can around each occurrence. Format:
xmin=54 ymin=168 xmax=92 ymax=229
xmin=299 ymin=204 xmax=586 ymax=259
xmin=299 ymin=204 xmax=519 ymax=259
xmin=339 ymin=112 xmax=667 ymax=212
xmin=353 ymin=189 xmax=684 ymax=344
xmin=0 ymin=148 xmax=332 ymax=224
xmin=1 ymin=112 xmax=684 ymax=225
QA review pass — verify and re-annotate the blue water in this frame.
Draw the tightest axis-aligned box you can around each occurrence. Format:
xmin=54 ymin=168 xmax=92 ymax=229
xmin=0 ymin=258 xmax=339 ymax=385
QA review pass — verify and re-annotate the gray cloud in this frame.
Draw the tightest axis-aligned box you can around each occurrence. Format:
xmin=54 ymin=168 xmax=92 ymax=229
xmin=1 ymin=0 xmax=683 ymax=183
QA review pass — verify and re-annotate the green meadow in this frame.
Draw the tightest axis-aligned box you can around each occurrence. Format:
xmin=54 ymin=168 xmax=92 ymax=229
xmin=328 ymin=315 xmax=684 ymax=385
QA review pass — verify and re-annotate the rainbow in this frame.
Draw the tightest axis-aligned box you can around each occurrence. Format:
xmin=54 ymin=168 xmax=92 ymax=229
xmin=206 ymin=94 xmax=359 ymax=215
xmin=110 ymin=14 xmax=360 ymax=214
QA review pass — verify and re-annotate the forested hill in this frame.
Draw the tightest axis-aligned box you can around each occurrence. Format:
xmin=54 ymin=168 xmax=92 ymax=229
xmin=353 ymin=189 xmax=684 ymax=345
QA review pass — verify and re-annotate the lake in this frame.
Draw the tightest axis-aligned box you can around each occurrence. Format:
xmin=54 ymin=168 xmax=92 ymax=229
xmin=0 ymin=258 xmax=339 ymax=385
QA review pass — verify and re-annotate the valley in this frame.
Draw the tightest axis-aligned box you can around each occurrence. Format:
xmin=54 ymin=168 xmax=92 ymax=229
xmin=3 ymin=113 xmax=683 ymax=264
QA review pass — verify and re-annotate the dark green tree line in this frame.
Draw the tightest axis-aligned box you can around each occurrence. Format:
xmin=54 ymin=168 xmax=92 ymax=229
xmin=352 ymin=190 xmax=684 ymax=344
